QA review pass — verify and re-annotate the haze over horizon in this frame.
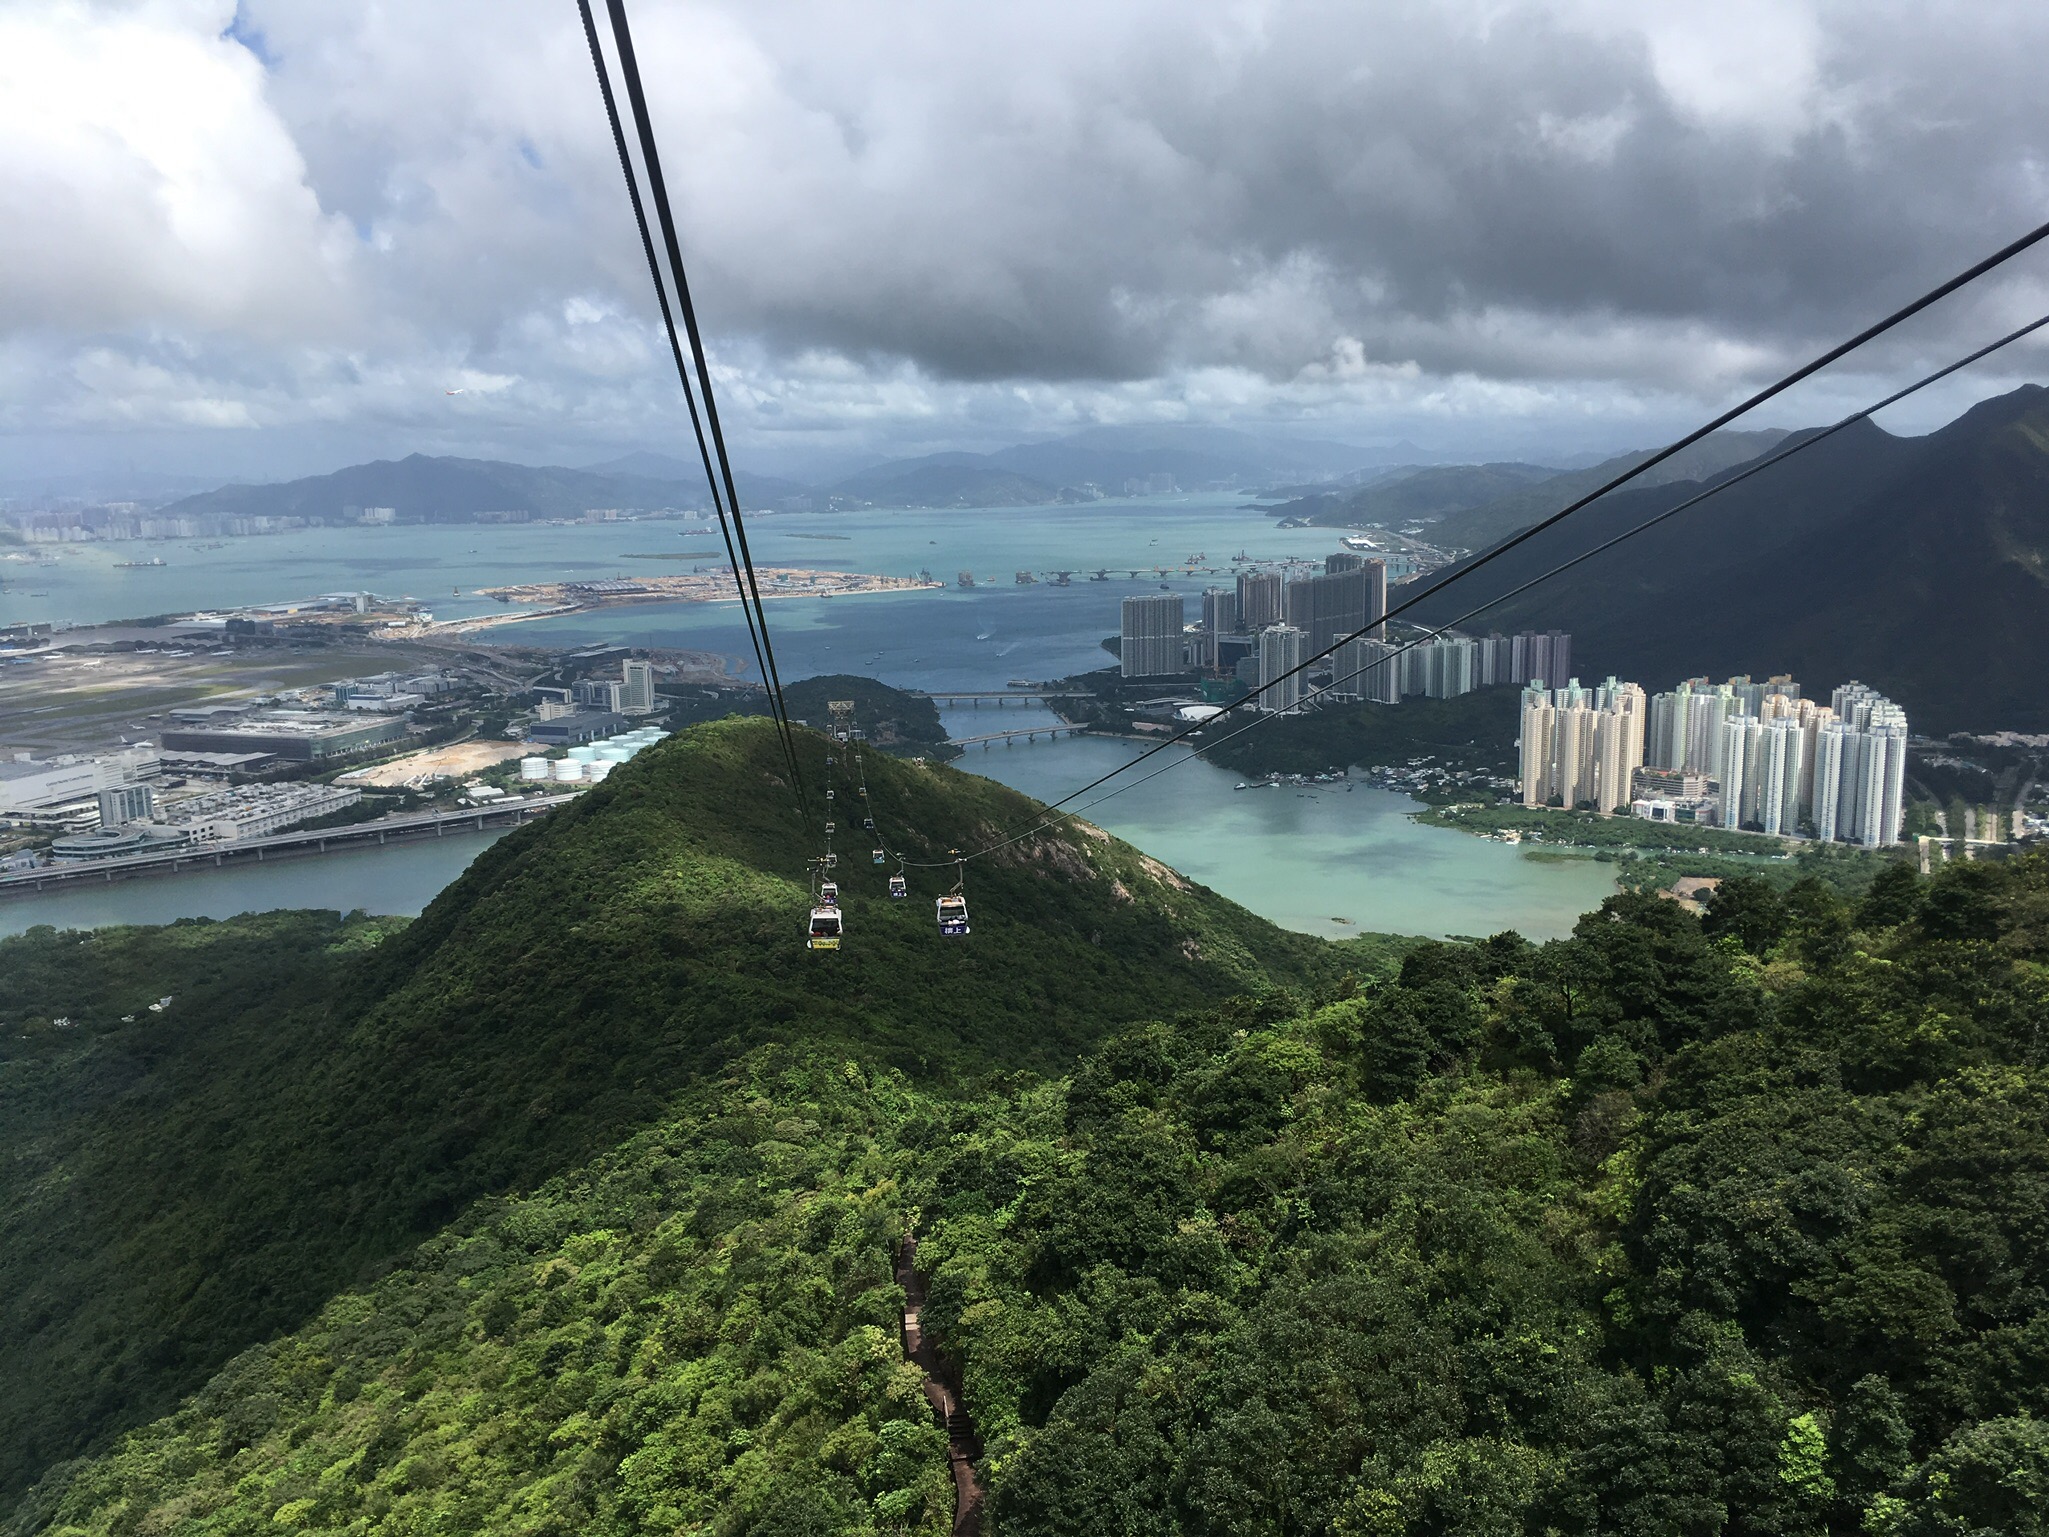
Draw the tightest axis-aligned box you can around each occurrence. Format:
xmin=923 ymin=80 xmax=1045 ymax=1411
xmin=6 ymin=0 xmax=2049 ymax=491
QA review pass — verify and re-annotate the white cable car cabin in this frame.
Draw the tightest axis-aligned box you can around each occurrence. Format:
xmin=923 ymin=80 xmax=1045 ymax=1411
xmin=807 ymin=906 xmax=843 ymax=949
xmin=820 ymin=880 xmax=839 ymax=904
xmin=871 ymin=848 xmax=886 ymax=865
xmin=888 ymin=874 xmax=908 ymax=898
xmin=936 ymin=894 xmax=970 ymax=936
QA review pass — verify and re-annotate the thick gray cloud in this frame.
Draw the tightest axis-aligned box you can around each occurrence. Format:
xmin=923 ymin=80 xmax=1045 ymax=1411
xmin=3 ymin=0 xmax=2048 ymax=480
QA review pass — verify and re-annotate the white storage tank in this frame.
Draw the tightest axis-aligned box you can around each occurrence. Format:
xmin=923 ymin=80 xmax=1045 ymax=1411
xmin=597 ymin=745 xmax=631 ymax=762
xmin=519 ymin=757 xmax=551 ymax=781
xmin=587 ymin=760 xmax=615 ymax=782
xmin=551 ymin=759 xmax=584 ymax=783
xmin=566 ymin=745 xmax=598 ymax=763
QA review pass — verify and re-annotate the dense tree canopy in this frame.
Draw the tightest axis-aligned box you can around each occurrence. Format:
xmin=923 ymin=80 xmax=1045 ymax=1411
xmin=6 ymin=722 xmax=2048 ymax=1535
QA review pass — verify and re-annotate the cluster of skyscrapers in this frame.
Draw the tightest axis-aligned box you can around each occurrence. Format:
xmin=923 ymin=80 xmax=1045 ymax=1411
xmin=1519 ymin=671 xmax=1913 ymax=846
xmin=1120 ymin=556 xmax=1571 ymax=718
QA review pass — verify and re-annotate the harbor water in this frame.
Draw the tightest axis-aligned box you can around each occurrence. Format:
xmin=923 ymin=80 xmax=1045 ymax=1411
xmin=5 ymin=496 xmax=1616 ymax=940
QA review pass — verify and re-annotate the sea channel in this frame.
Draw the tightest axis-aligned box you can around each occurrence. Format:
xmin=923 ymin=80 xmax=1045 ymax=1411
xmin=4 ymin=495 xmax=1616 ymax=939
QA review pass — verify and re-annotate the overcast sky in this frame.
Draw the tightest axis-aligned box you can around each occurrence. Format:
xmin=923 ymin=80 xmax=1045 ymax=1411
xmin=4 ymin=0 xmax=2049 ymax=486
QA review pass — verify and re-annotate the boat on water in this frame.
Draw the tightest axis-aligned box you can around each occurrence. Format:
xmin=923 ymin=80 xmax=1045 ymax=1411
xmin=114 ymin=557 xmax=166 ymax=568
xmin=976 ymin=631 xmax=993 ymax=641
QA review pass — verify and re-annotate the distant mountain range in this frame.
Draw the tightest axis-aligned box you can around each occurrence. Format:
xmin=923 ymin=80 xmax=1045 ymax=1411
xmin=1406 ymin=384 xmax=2049 ymax=733
xmin=1265 ymin=429 xmax=1791 ymax=547
xmin=152 ymin=425 xmax=1414 ymax=521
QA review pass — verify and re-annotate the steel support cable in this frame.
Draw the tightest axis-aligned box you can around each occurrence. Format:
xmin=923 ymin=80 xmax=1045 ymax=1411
xmin=896 ymin=305 xmax=2049 ymax=868
xmin=596 ymin=0 xmax=808 ymax=791
xmin=572 ymin=0 xmax=784 ymax=776
xmin=932 ymin=217 xmax=2049 ymax=844
xmin=577 ymin=0 xmax=809 ymax=808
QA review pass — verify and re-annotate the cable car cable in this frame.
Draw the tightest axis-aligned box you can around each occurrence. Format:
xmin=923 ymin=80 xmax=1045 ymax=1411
xmin=933 ymin=217 xmax=2049 ymax=842
xmin=896 ymin=303 xmax=2049 ymax=868
xmin=573 ymin=0 xmax=781 ymax=770
xmin=577 ymin=0 xmax=809 ymax=807
xmin=598 ymin=0 xmax=806 ymax=790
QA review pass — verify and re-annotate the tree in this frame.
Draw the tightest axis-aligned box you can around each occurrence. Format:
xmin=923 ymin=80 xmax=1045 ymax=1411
xmin=1703 ymin=876 xmax=1790 ymax=955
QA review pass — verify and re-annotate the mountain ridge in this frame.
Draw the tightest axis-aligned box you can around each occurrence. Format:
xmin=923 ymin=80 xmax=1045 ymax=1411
xmin=0 ymin=705 xmax=1364 ymax=1504
xmin=12 ymin=823 xmax=2049 ymax=1534
xmin=1409 ymin=383 xmax=2049 ymax=731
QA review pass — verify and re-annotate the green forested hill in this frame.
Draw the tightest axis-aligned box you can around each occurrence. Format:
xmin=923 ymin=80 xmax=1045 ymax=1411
xmin=0 ymin=715 xmax=1357 ymax=1510
xmin=13 ymin=858 xmax=2049 ymax=1535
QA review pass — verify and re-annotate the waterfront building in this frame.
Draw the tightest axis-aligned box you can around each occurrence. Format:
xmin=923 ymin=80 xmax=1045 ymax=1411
xmin=1331 ymin=636 xmax=1401 ymax=704
xmin=161 ymin=713 xmax=407 ymax=763
xmin=1590 ymin=680 xmax=1647 ymax=813
xmin=0 ymin=744 xmax=161 ymax=817
xmin=97 ymin=784 xmax=155 ymax=828
xmin=160 ymin=782 xmax=362 ymax=843
xmin=1520 ymin=675 xmax=1643 ymax=811
xmin=1199 ymin=588 xmax=1239 ymax=669
xmin=1284 ymin=567 xmax=1373 ymax=653
xmin=1631 ymin=674 xmax=1908 ymax=844
xmin=1256 ymin=625 xmax=1308 ymax=714
xmin=1425 ymin=636 xmax=1478 ymax=699
xmin=621 ymin=659 xmax=657 ymax=715
xmin=1120 ymin=593 xmax=1188 ymax=678
xmin=1236 ymin=570 xmax=1284 ymax=631
xmin=1519 ymin=684 xmax=1555 ymax=807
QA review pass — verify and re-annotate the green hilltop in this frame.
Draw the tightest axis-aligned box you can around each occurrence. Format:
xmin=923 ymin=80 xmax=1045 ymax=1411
xmin=5 ymin=710 xmax=2049 ymax=1536
xmin=0 ymin=715 xmax=1371 ymax=1509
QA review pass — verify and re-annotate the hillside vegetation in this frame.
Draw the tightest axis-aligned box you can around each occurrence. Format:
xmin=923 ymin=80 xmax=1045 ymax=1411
xmin=12 ymin=856 xmax=2049 ymax=1534
xmin=0 ymin=716 xmax=1361 ymax=1507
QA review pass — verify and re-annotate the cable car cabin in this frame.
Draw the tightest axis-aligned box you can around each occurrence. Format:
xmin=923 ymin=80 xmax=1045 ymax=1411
xmin=871 ymin=848 xmax=886 ymax=865
xmin=820 ymin=881 xmax=839 ymax=905
xmin=862 ymin=816 xmax=875 ymax=831
xmin=858 ymin=786 xmax=868 ymax=798
xmin=936 ymin=894 xmax=970 ymax=936
xmin=825 ymin=788 xmax=835 ymax=801
xmin=823 ymin=853 xmax=838 ymax=868
xmin=807 ymin=906 xmax=843 ymax=950
xmin=824 ymin=821 xmax=836 ymax=835
xmin=888 ymin=874 xmax=908 ymax=898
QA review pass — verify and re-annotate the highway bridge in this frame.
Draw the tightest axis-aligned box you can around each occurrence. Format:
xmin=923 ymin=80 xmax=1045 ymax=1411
xmin=947 ymin=724 xmax=1092 ymax=749
xmin=914 ymin=690 xmax=1088 ymax=707
xmin=0 ymin=795 xmax=573 ymax=898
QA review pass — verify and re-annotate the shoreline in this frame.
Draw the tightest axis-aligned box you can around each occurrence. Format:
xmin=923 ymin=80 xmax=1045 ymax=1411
xmin=393 ymin=573 xmax=942 ymax=638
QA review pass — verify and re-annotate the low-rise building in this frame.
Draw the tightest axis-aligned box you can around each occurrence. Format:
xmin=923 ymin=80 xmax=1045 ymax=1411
xmin=527 ymin=711 xmax=626 ymax=747
xmin=160 ymin=782 xmax=362 ymax=842
xmin=161 ymin=712 xmax=408 ymax=762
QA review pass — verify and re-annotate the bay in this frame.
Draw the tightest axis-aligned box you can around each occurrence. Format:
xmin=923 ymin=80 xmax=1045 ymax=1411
xmin=932 ymin=706 xmax=1613 ymax=941
xmin=8 ymin=495 xmax=1616 ymax=940
xmin=0 ymin=829 xmax=508 ymax=939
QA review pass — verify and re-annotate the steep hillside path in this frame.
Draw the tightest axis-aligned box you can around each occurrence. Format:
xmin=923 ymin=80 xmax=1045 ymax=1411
xmin=897 ymin=1237 xmax=985 ymax=1535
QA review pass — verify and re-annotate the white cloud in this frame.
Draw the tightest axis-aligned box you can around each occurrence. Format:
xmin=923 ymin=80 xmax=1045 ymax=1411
xmin=2 ymin=0 xmax=2048 ymax=477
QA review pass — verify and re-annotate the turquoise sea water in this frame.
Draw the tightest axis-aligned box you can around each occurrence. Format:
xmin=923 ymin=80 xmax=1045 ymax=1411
xmin=4 ymin=497 xmax=1614 ymax=939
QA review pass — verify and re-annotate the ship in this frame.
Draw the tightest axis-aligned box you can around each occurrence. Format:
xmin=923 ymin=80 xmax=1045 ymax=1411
xmin=114 ymin=557 xmax=166 ymax=568
xmin=957 ymin=571 xmax=976 ymax=588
